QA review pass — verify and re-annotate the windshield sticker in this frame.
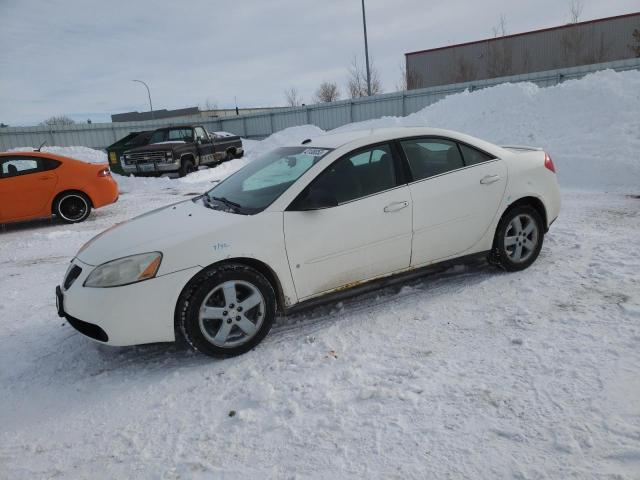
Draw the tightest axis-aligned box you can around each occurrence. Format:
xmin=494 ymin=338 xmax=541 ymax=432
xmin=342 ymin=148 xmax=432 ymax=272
xmin=302 ymin=148 xmax=329 ymax=157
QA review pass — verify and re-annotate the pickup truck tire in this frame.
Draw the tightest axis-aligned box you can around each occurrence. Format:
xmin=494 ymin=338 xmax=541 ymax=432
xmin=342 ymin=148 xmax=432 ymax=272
xmin=179 ymin=159 xmax=195 ymax=178
xmin=226 ymin=148 xmax=236 ymax=161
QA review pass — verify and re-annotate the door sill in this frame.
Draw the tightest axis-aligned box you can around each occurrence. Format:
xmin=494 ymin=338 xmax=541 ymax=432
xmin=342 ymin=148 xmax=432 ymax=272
xmin=283 ymin=251 xmax=490 ymax=316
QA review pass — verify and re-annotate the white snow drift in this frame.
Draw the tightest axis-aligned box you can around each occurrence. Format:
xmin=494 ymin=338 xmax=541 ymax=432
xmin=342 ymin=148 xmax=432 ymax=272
xmin=1 ymin=70 xmax=639 ymax=479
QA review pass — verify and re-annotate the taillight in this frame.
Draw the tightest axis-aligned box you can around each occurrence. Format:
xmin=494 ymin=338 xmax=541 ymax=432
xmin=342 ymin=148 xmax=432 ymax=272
xmin=98 ymin=167 xmax=111 ymax=177
xmin=544 ymin=152 xmax=556 ymax=173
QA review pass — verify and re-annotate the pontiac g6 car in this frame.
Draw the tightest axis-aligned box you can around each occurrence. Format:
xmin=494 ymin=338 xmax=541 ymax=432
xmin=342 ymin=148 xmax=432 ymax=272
xmin=57 ymin=127 xmax=560 ymax=357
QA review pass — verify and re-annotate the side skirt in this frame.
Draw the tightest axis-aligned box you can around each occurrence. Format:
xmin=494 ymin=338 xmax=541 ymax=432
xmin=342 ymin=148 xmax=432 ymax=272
xmin=283 ymin=251 xmax=491 ymax=316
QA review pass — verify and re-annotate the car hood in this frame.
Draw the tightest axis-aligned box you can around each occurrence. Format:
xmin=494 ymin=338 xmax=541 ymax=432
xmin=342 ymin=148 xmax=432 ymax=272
xmin=76 ymin=199 xmax=247 ymax=272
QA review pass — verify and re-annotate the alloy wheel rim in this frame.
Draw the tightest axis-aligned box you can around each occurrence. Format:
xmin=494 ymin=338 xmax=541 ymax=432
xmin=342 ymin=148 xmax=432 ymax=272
xmin=504 ymin=213 xmax=539 ymax=263
xmin=198 ymin=280 xmax=265 ymax=348
xmin=59 ymin=195 xmax=88 ymax=221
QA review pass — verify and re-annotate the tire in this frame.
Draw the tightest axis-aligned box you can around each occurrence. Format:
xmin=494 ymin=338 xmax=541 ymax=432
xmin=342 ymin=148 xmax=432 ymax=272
xmin=226 ymin=149 xmax=236 ymax=161
xmin=179 ymin=159 xmax=195 ymax=178
xmin=54 ymin=191 xmax=92 ymax=223
xmin=178 ymin=264 xmax=276 ymax=358
xmin=493 ymin=205 xmax=544 ymax=271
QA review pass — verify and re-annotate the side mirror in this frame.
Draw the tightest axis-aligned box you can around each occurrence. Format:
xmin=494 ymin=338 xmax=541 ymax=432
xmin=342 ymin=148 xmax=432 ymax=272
xmin=304 ymin=186 xmax=338 ymax=210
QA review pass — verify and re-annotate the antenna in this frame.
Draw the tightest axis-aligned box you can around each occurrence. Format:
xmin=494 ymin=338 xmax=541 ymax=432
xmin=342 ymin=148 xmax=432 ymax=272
xmin=35 ymin=140 xmax=46 ymax=152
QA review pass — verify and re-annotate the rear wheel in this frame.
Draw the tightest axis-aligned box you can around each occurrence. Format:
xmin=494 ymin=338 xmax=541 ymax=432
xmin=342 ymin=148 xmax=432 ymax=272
xmin=493 ymin=206 xmax=544 ymax=271
xmin=54 ymin=192 xmax=92 ymax=223
xmin=178 ymin=264 xmax=276 ymax=358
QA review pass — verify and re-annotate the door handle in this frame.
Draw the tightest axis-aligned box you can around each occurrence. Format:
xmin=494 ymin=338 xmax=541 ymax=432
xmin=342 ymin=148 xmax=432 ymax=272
xmin=480 ymin=174 xmax=500 ymax=185
xmin=384 ymin=201 xmax=409 ymax=213
xmin=38 ymin=175 xmax=53 ymax=180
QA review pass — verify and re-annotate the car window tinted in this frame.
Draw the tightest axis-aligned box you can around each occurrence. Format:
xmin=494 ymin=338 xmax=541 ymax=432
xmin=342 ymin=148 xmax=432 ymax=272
xmin=1 ymin=157 xmax=40 ymax=177
xmin=459 ymin=143 xmax=494 ymax=166
xmin=400 ymin=138 xmax=463 ymax=181
xmin=310 ymin=143 xmax=397 ymax=205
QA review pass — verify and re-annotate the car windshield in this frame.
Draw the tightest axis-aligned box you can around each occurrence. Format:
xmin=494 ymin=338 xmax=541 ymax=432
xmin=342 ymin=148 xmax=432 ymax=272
xmin=202 ymin=146 xmax=331 ymax=214
xmin=150 ymin=128 xmax=193 ymax=143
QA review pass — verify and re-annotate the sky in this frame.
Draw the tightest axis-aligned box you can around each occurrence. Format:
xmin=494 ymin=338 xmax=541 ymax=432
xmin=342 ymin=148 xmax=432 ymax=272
xmin=0 ymin=0 xmax=638 ymax=126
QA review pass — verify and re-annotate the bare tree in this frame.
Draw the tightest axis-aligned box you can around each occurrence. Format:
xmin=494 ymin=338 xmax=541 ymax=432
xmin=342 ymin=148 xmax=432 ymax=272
xmin=284 ymin=87 xmax=303 ymax=107
xmin=396 ymin=62 xmax=423 ymax=91
xmin=40 ymin=115 xmax=75 ymax=126
xmin=492 ymin=14 xmax=508 ymax=37
xmin=200 ymin=98 xmax=219 ymax=111
xmin=629 ymin=28 xmax=640 ymax=57
xmin=347 ymin=56 xmax=383 ymax=98
xmin=569 ymin=0 xmax=583 ymax=23
xmin=487 ymin=14 xmax=512 ymax=78
xmin=314 ymin=81 xmax=340 ymax=103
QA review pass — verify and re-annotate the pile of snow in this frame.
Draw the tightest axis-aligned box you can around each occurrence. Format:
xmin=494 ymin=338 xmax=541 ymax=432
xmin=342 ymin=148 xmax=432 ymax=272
xmin=9 ymin=145 xmax=108 ymax=163
xmin=328 ymin=69 xmax=640 ymax=192
xmin=1 ymin=70 xmax=640 ymax=478
xmin=6 ymin=70 xmax=639 ymax=193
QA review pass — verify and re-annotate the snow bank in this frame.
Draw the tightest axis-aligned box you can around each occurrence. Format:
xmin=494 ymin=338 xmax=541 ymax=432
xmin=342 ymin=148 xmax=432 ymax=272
xmin=9 ymin=145 xmax=108 ymax=163
xmin=329 ymin=69 xmax=640 ymax=192
xmin=6 ymin=70 xmax=639 ymax=192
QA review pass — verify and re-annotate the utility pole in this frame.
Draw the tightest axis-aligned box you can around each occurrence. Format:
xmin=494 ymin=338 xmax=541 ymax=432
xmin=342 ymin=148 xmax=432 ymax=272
xmin=132 ymin=79 xmax=154 ymax=119
xmin=361 ymin=0 xmax=372 ymax=96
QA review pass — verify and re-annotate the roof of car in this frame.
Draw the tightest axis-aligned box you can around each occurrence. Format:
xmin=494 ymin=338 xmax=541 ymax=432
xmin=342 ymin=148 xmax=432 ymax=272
xmin=299 ymin=127 xmax=473 ymax=149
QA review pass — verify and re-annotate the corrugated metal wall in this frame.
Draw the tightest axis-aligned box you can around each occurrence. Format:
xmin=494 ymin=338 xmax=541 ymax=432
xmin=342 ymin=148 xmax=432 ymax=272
xmin=1 ymin=58 xmax=639 ymax=151
xmin=406 ymin=13 xmax=640 ymax=88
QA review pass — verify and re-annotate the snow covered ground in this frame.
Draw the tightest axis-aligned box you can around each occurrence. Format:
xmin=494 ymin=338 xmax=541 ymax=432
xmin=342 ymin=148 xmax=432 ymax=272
xmin=1 ymin=71 xmax=639 ymax=479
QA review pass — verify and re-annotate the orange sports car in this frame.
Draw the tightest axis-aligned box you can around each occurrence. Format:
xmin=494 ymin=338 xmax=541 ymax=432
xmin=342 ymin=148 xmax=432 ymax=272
xmin=0 ymin=151 xmax=118 ymax=225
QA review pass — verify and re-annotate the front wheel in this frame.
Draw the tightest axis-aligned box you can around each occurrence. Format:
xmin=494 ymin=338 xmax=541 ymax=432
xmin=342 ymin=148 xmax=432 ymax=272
xmin=54 ymin=192 xmax=92 ymax=223
xmin=492 ymin=206 xmax=544 ymax=271
xmin=177 ymin=264 xmax=276 ymax=358
xmin=179 ymin=159 xmax=195 ymax=177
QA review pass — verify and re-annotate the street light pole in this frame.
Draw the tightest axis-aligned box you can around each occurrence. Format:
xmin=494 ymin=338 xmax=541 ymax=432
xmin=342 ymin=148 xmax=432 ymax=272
xmin=361 ymin=0 xmax=372 ymax=96
xmin=132 ymin=79 xmax=154 ymax=119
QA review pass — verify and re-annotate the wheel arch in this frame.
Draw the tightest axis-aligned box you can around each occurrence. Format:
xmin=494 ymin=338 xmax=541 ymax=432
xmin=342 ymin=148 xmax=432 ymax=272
xmin=51 ymin=189 xmax=93 ymax=214
xmin=501 ymin=195 xmax=548 ymax=232
xmin=180 ymin=152 xmax=196 ymax=164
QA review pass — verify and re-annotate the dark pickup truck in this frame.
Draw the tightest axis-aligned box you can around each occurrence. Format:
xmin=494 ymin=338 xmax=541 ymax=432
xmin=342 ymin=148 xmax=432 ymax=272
xmin=121 ymin=125 xmax=243 ymax=177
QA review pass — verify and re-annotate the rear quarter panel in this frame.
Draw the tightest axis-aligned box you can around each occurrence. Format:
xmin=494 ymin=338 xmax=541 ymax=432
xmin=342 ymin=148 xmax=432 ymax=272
xmin=56 ymin=160 xmax=118 ymax=209
xmin=466 ymin=149 xmax=560 ymax=253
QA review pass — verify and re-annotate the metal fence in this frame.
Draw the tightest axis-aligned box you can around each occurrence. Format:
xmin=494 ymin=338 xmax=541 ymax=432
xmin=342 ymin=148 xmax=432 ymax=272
xmin=1 ymin=58 xmax=639 ymax=152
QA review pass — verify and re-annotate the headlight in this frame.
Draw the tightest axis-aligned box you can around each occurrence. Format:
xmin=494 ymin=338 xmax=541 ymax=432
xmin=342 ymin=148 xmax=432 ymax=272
xmin=84 ymin=252 xmax=162 ymax=288
xmin=166 ymin=151 xmax=172 ymax=158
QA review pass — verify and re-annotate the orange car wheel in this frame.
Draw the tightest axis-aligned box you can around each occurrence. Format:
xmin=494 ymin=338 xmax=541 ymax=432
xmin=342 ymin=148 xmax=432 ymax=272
xmin=54 ymin=191 xmax=92 ymax=223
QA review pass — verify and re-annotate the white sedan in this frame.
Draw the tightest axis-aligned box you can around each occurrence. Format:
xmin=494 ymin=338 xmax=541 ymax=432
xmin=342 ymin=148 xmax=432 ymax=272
xmin=56 ymin=127 xmax=560 ymax=357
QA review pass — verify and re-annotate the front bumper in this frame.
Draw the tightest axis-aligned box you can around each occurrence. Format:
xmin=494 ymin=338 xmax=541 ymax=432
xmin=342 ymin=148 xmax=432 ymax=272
xmin=121 ymin=160 xmax=180 ymax=175
xmin=57 ymin=258 xmax=201 ymax=346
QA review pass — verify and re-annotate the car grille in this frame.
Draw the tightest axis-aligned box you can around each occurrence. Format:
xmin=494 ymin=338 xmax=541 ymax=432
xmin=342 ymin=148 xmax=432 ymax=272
xmin=125 ymin=151 xmax=166 ymax=164
xmin=64 ymin=264 xmax=82 ymax=290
